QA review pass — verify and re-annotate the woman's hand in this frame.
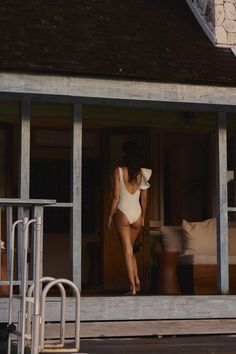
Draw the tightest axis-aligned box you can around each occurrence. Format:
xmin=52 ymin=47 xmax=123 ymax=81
xmin=108 ymin=168 xmax=120 ymax=230
xmin=141 ymin=225 xmax=148 ymax=236
xmin=108 ymin=215 xmax=113 ymax=229
xmin=142 ymin=217 xmax=145 ymax=227
xmin=140 ymin=190 xmax=148 ymax=227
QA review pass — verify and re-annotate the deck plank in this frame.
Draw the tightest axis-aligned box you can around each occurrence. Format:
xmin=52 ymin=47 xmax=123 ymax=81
xmin=45 ymin=320 xmax=236 ymax=338
xmin=2 ymin=334 xmax=236 ymax=353
xmin=79 ymin=335 xmax=236 ymax=354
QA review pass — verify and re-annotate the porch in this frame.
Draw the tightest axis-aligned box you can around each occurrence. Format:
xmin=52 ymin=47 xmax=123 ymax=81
xmin=0 ymin=74 xmax=236 ymax=336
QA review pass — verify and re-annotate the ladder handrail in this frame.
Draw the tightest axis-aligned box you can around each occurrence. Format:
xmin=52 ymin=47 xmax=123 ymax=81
xmin=7 ymin=217 xmax=41 ymax=354
xmin=26 ymin=277 xmax=66 ymax=347
xmin=5 ymin=212 xmax=80 ymax=354
xmin=8 ymin=219 xmax=24 ymax=326
xmin=40 ymin=279 xmax=80 ymax=352
xmin=31 ymin=217 xmax=42 ymax=354
xmin=20 ymin=218 xmax=37 ymax=354
xmin=8 ymin=219 xmax=24 ymax=354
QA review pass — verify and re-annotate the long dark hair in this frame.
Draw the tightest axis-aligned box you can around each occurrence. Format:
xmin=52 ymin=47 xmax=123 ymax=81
xmin=122 ymin=141 xmax=142 ymax=183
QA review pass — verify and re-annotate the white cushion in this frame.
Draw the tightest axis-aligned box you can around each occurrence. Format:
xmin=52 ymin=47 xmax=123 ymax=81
xmin=182 ymin=218 xmax=216 ymax=255
xmin=161 ymin=219 xmax=236 ymax=258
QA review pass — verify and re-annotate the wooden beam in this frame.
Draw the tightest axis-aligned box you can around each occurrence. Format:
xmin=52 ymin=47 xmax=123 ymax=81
xmin=228 ymin=207 xmax=236 ymax=212
xmin=0 ymin=198 xmax=56 ymax=206
xmin=70 ymin=103 xmax=82 ymax=289
xmin=1 ymin=73 xmax=236 ymax=110
xmin=216 ymin=112 xmax=229 ymax=294
xmin=1 ymin=92 xmax=236 ymax=113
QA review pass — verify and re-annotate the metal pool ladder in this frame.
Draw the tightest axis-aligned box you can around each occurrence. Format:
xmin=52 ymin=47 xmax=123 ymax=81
xmin=7 ymin=216 xmax=81 ymax=354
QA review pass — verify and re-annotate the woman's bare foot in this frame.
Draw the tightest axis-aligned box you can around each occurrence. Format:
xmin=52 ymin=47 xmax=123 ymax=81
xmin=135 ymin=281 xmax=141 ymax=293
xmin=125 ymin=290 xmax=136 ymax=295
xmin=125 ymin=285 xmax=136 ymax=295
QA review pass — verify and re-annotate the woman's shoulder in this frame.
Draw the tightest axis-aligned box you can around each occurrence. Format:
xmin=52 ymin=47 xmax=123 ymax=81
xmin=113 ymin=167 xmax=121 ymax=177
xmin=117 ymin=166 xmax=128 ymax=174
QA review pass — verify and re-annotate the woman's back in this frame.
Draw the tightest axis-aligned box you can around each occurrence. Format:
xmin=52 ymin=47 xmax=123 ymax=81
xmin=121 ymin=166 xmax=141 ymax=194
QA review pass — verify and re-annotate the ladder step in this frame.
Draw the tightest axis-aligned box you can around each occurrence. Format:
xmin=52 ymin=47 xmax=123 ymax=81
xmin=14 ymin=330 xmax=31 ymax=339
xmin=44 ymin=343 xmax=64 ymax=348
xmin=40 ymin=349 xmax=80 ymax=353
xmin=12 ymin=295 xmax=34 ymax=302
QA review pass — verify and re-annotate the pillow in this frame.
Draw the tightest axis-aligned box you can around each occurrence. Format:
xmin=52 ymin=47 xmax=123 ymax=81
xmin=182 ymin=218 xmax=216 ymax=255
xmin=161 ymin=226 xmax=184 ymax=253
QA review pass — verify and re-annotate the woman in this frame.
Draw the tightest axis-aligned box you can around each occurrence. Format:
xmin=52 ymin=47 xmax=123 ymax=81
xmin=108 ymin=141 xmax=152 ymax=295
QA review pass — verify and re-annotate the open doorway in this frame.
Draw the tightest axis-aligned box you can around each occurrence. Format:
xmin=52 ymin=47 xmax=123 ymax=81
xmin=82 ymin=107 xmax=216 ymax=295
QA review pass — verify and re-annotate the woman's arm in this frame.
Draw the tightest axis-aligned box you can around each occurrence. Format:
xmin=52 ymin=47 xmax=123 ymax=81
xmin=140 ymin=189 xmax=148 ymax=226
xmin=108 ymin=168 xmax=120 ymax=229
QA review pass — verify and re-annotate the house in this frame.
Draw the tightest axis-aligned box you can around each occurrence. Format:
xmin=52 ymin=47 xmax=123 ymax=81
xmin=1 ymin=0 xmax=236 ymax=336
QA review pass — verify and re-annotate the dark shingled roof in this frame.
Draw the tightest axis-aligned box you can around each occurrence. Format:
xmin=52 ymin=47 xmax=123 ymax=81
xmin=0 ymin=0 xmax=236 ymax=86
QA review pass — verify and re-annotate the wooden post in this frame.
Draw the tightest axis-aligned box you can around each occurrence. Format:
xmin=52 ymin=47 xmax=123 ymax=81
xmin=33 ymin=205 xmax=44 ymax=280
xmin=71 ymin=103 xmax=82 ymax=289
xmin=216 ymin=112 xmax=229 ymax=294
xmin=19 ymin=98 xmax=30 ymax=197
xmin=18 ymin=98 xmax=31 ymax=280
xmin=6 ymin=206 xmax=13 ymax=280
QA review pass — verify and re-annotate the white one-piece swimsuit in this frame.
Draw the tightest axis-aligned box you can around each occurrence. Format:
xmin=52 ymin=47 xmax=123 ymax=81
xmin=117 ymin=167 xmax=152 ymax=224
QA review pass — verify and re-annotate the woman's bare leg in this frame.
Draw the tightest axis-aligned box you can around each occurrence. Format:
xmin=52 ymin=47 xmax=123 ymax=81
xmin=131 ymin=215 xmax=142 ymax=292
xmin=132 ymin=253 xmax=139 ymax=292
xmin=115 ymin=211 xmax=136 ymax=294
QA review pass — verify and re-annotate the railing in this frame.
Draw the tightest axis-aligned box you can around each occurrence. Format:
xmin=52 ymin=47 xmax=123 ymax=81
xmin=0 ymin=199 xmax=81 ymax=354
xmin=0 ymin=198 xmax=56 ymax=290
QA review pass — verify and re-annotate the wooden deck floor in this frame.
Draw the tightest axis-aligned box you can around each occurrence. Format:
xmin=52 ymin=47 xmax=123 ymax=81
xmin=2 ymin=335 xmax=236 ymax=353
